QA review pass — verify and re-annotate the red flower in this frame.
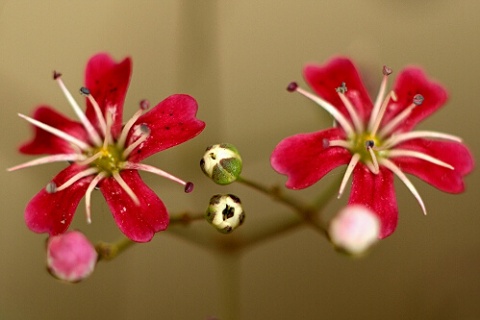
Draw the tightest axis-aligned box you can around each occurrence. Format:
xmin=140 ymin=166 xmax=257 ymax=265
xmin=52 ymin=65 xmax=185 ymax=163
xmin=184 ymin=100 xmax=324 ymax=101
xmin=9 ymin=53 xmax=205 ymax=242
xmin=271 ymin=57 xmax=474 ymax=238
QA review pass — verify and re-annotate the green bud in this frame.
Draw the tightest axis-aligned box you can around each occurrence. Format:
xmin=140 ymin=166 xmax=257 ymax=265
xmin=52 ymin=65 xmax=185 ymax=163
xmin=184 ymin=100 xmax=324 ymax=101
xmin=200 ymin=143 xmax=242 ymax=185
xmin=205 ymin=194 xmax=245 ymax=234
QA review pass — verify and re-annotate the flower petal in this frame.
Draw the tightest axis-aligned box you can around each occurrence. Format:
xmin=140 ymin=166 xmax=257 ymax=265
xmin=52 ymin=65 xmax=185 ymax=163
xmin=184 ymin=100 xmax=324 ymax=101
xmin=19 ymin=106 xmax=87 ymax=155
xmin=385 ymin=67 xmax=448 ymax=132
xmin=84 ymin=53 xmax=132 ymax=137
xmin=100 ymin=170 xmax=169 ymax=242
xmin=25 ymin=165 xmax=92 ymax=235
xmin=348 ymin=165 xmax=398 ymax=239
xmin=304 ymin=57 xmax=373 ymax=124
xmin=393 ymin=138 xmax=474 ymax=193
xmin=271 ymin=128 xmax=351 ymax=189
xmin=127 ymin=94 xmax=206 ymax=162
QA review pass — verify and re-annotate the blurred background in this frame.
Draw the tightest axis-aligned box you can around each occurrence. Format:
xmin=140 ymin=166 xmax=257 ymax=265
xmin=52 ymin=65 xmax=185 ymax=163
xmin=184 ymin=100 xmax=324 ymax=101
xmin=1 ymin=1 xmax=479 ymax=319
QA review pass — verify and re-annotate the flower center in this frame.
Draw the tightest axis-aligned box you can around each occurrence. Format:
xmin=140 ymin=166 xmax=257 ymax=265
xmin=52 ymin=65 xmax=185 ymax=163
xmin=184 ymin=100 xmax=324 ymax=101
xmin=350 ymin=132 xmax=383 ymax=165
xmin=88 ymin=145 xmax=125 ymax=175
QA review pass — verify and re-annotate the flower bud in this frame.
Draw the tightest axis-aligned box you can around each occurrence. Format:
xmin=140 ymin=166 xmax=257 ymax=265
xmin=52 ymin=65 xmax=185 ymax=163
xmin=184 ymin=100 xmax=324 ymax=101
xmin=200 ymin=143 xmax=242 ymax=185
xmin=206 ymin=194 xmax=245 ymax=233
xmin=47 ymin=231 xmax=98 ymax=282
xmin=329 ymin=205 xmax=380 ymax=256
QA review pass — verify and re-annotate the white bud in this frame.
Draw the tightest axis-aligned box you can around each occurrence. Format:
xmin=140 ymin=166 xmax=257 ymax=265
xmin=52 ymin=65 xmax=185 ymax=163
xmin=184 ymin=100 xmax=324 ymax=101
xmin=329 ymin=205 xmax=380 ymax=255
xmin=200 ymin=143 xmax=242 ymax=185
xmin=206 ymin=194 xmax=245 ymax=233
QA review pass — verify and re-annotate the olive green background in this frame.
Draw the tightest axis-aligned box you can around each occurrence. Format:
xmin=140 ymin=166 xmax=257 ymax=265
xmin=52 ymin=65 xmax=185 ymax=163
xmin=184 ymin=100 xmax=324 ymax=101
xmin=1 ymin=1 xmax=479 ymax=319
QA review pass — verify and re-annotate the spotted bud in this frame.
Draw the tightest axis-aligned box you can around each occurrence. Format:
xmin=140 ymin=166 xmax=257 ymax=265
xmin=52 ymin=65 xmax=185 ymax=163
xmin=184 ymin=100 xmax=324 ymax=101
xmin=205 ymin=194 xmax=245 ymax=234
xmin=200 ymin=143 xmax=242 ymax=185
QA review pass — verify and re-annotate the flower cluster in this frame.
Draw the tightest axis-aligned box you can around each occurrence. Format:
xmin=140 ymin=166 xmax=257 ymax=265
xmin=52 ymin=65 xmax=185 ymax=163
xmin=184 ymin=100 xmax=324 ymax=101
xmin=9 ymin=53 xmax=205 ymax=242
xmin=271 ymin=57 xmax=474 ymax=238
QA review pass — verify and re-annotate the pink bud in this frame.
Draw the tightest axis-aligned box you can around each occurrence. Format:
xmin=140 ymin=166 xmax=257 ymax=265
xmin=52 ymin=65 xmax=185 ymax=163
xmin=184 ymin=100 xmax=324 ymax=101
xmin=329 ymin=205 xmax=380 ymax=255
xmin=47 ymin=231 xmax=98 ymax=282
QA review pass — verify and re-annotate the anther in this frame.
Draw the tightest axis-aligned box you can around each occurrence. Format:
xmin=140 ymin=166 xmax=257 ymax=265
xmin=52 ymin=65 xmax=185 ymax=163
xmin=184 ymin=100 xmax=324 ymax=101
xmin=413 ymin=94 xmax=424 ymax=106
xmin=336 ymin=82 xmax=348 ymax=94
xmin=139 ymin=123 xmax=150 ymax=135
xmin=365 ymin=140 xmax=375 ymax=148
xmin=53 ymin=71 xmax=62 ymax=80
xmin=184 ymin=182 xmax=194 ymax=193
xmin=80 ymin=87 xmax=90 ymax=95
xmin=139 ymin=99 xmax=150 ymax=110
xmin=46 ymin=182 xmax=57 ymax=194
xmin=287 ymin=82 xmax=298 ymax=92
xmin=382 ymin=66 xmax=392 ymax=76
xmin=322 ymin=138 xmax=330 ymax=149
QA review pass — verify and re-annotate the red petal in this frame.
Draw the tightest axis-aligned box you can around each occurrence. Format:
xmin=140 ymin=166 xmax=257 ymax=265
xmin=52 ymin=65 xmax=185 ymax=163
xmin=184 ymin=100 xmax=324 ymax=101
xmin=100 ymin=170 xmax=169 ymax=242
xmin=84 ymin=53 xmax=132 ymax=138
xmin=348 ymin=165 xmax=398 ymax=239
xmin=384 ymin=67 xmax=448 ymax=132
xmin=127 ymin=94 xmax=206 ymax=162
xmin=271 ymin=128 xmax=351 ymax=189
xmin=393 ymin=138 xmax=474 ymax=193
xmin=25 ymin=165 xmax=92 ymax=235
xmin=19 ymin=106 xmax=88 ymax=155
xmin=304 ymin=57 xmax=373 ymax=124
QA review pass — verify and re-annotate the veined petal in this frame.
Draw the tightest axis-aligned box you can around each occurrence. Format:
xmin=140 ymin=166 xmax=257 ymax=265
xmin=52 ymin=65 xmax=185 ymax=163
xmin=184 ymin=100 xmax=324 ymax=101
xmin=127 ymin=94 xmax=206 ymax=162
xmin=271 ymin=128 xmax=351 ymax=190
xmin=304 ymin=57 xmax=373 ymax=124
xmin=19 ymin=106 xmax=87 ymax=155
xmin=84 ymin=53 xmax=132 ymax=138
xmin=348 ymin=165 xmax=398 ymax=239
xmin=100 ymin=170 xmax=169 ymax=242
xmin=25 ymin=165 xmax=92 ymax=235
xmin=383 ymin=67 xmax=448 ymax=132
xmin=393 ymin=138 xmax=474 ymax=193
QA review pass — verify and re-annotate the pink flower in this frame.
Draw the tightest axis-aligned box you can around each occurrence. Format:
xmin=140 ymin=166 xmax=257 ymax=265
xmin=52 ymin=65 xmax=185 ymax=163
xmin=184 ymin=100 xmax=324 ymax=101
xmin=47 ymin=231 xmax=98 ymax=282
xmin=271 ymin=57 xmax=474 ymax=238
xmin=9 ymin=53 xmax=205 ymax=242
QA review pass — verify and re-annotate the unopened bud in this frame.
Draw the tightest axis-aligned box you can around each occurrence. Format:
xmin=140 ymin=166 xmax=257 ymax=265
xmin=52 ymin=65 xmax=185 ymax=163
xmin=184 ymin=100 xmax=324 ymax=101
xmin=329 ymin=205 xmax=380 ymax=256
xmin=206 ymin=194 xmax=245 ymax=234
xmin=46 ymin=231 xmax=98 ymax=282
xmin=200 ymin=143 xmax=242 ymax=185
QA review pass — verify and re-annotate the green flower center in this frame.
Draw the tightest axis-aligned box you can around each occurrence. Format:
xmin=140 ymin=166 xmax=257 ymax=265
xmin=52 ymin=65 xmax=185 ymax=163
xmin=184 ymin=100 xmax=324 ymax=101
xmin=349 ymin=132 xmax=386 ymax=164
xmin=88 ymin=145 xmax=125 ymax=175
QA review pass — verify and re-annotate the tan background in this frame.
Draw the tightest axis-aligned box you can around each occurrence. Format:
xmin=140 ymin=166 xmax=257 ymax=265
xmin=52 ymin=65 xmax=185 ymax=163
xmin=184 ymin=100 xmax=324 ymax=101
xmin=1 ymin=1 xmax=479 ymax=319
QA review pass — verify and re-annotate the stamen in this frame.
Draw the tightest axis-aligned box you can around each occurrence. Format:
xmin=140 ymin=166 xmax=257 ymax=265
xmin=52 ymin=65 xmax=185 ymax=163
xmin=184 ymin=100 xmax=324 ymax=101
xmin=112 ymin=171 xmax=140 ymax=205
xmin=7 ymin=154 xmax=85 ymax=171
xmin=328 ymin=139 xmax=352 ymax=149
xmin=368 ymin=66 xmax=393 ymax=131
xmin=46 ymin=182 xmax=57 ymax=194
xmin=123 ymin=162 xmax=193 ymax=191
xmin=54 ymin=74 xmax=102 ymax=146
xmin=139 ymin=99 xmax=150 ymax=110
xmin=55 ymin=167 xmax=99 ymax=192
xmin=338 ymin=153 xmax=361 ymax=199
xmin=336 ymin=83 xmax=364 ymax=132
xmin=103 ymin=108 xmax=116 ymax=148
xmin=76 ymin=150 xmax=104 ymax=166
xmin=84 ymin=172 xmax=106 ymax=224
xmin=365 ymin=140 xmax=379 ymax=174
xmin=379 ymin=94 xmax=424 ymax=138
xmin=18 ymin=113 xmax=90 ymax=151
xmin=117 ymin=109 xmax=145 ymax=149
xmin=369 ymin=91 xmax=397 ymax=136
xmin=380 ymin=158 xmax=427 ymax=215
xmin=382 ymin=131 xmax=463 ymax=149
xmin=80 ymin=87 xmax=107 ymax=135
xmin=122 ymin=124 xmax=150 ymax=158
xmin=287 ymin=82 xmax=355 ymax=136
xmin=387 ymin=149 xmax=454 ymax=170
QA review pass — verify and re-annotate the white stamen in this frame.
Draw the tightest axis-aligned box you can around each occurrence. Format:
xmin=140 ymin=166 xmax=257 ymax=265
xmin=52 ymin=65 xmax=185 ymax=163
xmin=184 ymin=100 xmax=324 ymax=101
xmin=338 ymin=153 xmax=361 ymax=199
xmin=328 ymin=139 xmax=352 ymax=149
xmin=382 ymin=131 xmax=462 ymax=149
xmin=379 ymin=101 xmax=417 ymax=138
xmin=55 ymin=77 xmax=102 ymax=146
xmin=112 ymin=171 xmax=140 ymax=205
xmin=387 ymin=149 xmax=454 ymax=170
xmin=55 ymin=167 xmax=99 ymax=192
xmin=369 ymin=91 xmax=397 ymax=136
xmin=84 ymin=172 xmax=106 ymax=224
xmin=122 ymin=124 xmax=150 ymax=158
xmin=367 ymin=147 xmax=379 ymax=174
xmin=18 ymin=113 xmax=90 ymax=151
xmin=85 ymin=93 xmax=107 ymax=135
xmin=337 ymin=92 xmax=364 ymax=133
xmin=294 ymin=86 xmax=355 ymax=136
xmin=77 ymin=151 xmax=104 ymax=166
xmin=103 ymin=108 xmax=115 ymax=148
xmin=368 ymin=71 xmax=391 ymax=131
xmin=7 ymin=154 xmax=85 ymax=171
xmin=117 ymin=109 xmax=144 ymax=149
xmin=123 ymin=162 xmax=190 ymax=188
xmin=380 ymin=158 xmax=427 ymax=215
